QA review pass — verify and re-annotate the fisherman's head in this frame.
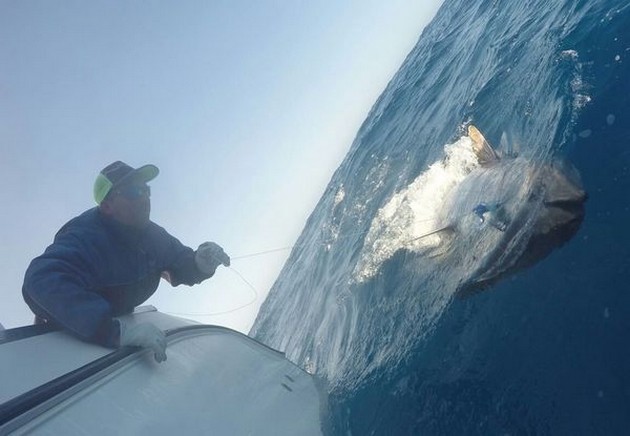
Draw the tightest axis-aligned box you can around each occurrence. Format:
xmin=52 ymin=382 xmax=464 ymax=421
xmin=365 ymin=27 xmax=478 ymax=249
xmin=94 ymin=161 xmax=159 ymax=228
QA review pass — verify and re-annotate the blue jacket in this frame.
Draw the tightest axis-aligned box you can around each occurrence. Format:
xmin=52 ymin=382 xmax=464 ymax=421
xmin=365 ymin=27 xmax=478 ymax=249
xmin=23 ymin=208 xmax=211 ymax=347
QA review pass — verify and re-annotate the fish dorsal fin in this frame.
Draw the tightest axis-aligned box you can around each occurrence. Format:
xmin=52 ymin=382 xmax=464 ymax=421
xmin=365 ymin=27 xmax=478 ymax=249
xmin=468 ymin=125 xmax=500 ymax=164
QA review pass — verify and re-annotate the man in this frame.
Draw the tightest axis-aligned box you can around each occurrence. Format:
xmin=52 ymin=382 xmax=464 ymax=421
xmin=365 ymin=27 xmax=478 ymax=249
xmin=22 ymin=161 xmax=230 ymax=362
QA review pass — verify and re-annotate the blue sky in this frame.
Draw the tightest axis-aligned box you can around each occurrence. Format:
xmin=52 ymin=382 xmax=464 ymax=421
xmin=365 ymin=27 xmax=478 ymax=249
xmin=0 ymin=1 xmax=442 ymax=332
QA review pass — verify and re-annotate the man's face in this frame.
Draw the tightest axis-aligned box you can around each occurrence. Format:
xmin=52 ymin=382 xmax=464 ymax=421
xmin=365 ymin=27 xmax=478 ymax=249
xmin=101 ymin=181 xmax=151 ymax=228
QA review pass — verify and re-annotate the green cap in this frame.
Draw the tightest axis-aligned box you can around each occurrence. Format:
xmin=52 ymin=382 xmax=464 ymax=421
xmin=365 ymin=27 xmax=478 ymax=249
xmin=94 ymin=161 xmax=159 ymax=204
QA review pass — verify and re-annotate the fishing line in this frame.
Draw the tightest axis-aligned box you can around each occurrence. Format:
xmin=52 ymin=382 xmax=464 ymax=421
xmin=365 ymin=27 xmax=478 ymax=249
xmin=230 ymin=215 xmax=445 ymax=261
xmin=164 ymin=265 xmax=259 ymax=317
xmin=166 ymin=211 xmax=453 ymax=318
xmin=231 ymin=246 xmax=294 ymax=261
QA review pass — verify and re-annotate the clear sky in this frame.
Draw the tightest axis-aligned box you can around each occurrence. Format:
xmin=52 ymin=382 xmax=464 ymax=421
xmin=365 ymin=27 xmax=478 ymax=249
xmin=0 ymin=1 xmax=442 ymax=333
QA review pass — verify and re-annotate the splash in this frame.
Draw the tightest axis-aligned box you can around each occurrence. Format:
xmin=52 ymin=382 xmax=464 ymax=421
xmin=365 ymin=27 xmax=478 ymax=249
xmin=333 ymin=184 xmax=346 ymax=207
xmin=560 ymin=49 xmax=591 ymax=112
xmin=354 ymin=135 xmax=480 ymax=282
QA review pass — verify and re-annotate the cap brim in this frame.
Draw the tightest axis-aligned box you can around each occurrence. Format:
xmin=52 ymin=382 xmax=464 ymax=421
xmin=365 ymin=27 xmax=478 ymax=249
xmin=115 ymin=164 xmax=159 ymax=187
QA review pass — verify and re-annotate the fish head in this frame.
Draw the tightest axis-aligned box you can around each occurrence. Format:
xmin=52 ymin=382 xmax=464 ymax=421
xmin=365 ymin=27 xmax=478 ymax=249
xmin=510 ymin=160 xmax=587 ymax=274
xmin=458 ymin=158 xmax=587 ymax=296
xmin=535 ymin=160 xmax=587 ymax=237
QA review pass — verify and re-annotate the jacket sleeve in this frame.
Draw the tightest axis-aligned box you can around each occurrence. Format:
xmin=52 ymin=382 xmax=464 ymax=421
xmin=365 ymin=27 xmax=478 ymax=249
xmin=22 ymin=232 xmax=120 ymax=348
xmin=150 ymin=224 xmax=213 ymax=287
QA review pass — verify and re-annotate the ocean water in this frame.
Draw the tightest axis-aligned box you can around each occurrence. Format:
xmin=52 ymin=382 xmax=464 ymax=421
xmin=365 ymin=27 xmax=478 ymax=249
xmin=251 ymin=0 xmax=630 ymax=434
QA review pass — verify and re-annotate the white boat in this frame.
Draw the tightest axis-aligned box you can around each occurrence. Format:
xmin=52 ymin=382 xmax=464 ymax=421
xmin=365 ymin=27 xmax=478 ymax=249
xmin=0 ymin=307 xmax=326 ymax=435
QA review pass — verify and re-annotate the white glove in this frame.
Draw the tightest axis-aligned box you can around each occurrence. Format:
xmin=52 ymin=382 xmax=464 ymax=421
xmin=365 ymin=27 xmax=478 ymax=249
xmin=117 ymin=320 xmax=167 ymax=363
xmin=195 ymin=241 xmax=230 ymax=275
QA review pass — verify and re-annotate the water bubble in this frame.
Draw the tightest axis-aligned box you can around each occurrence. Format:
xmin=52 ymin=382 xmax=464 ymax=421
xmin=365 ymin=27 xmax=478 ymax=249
xmin=606 ymin=114 xmax=615 ymax=125
xmin=578 ymin=130 xmax=592 ymax=138
xmin=614 ymin=55 xmax=621 ymax=62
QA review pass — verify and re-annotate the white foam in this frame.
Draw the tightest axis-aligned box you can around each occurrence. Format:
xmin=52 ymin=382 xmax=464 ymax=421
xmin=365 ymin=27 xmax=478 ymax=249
xmin=354 ymin=135 xmax=480 ymax=282
xmin=560 ymin=49 xmax=578 ymax=59
xmin=333 ymin=185 xmax=346 ymax=207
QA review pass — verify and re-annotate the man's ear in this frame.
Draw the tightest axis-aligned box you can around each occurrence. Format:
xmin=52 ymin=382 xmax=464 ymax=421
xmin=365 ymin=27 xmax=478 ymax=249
xmin=99 ymin=199 xmax=114 ymax=215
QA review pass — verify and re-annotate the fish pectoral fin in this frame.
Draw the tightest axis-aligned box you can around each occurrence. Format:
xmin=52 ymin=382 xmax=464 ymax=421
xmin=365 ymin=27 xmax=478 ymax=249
xmin=468 ymin=125 xmax=500 ymax=164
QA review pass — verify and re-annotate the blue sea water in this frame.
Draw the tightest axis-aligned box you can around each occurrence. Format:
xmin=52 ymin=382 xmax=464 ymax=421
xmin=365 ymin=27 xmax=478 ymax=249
xmin=251 ymin=0 xmax=630 ymax=434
